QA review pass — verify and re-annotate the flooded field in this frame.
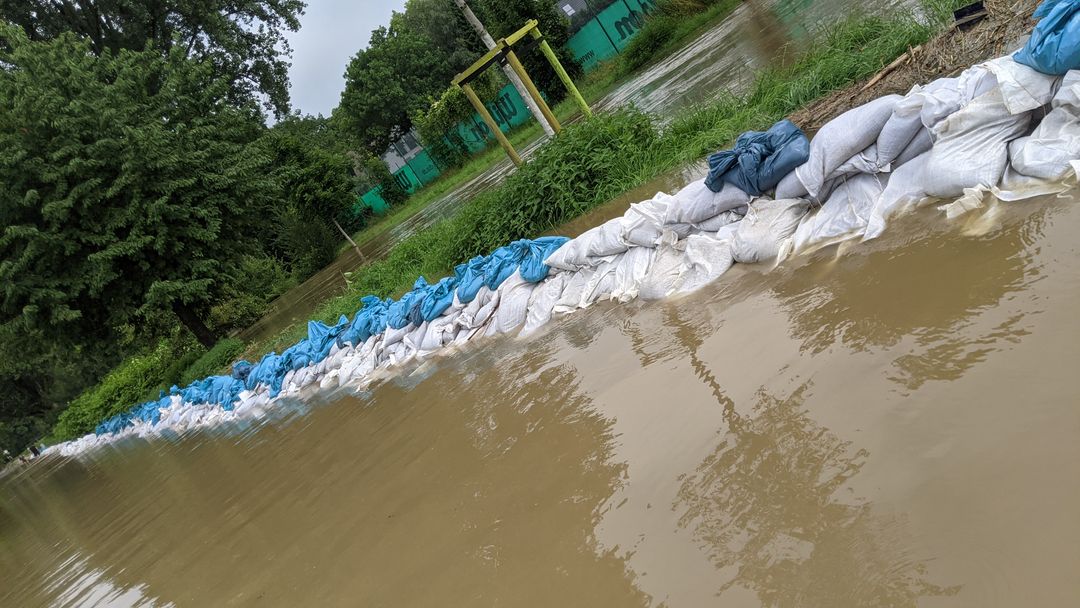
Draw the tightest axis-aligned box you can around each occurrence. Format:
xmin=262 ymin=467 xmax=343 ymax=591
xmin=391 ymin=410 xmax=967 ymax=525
xmin=238 ymin=0 xmax=921 ymax=344
xmin=5 ymin=190 xmax=1080 ymax=606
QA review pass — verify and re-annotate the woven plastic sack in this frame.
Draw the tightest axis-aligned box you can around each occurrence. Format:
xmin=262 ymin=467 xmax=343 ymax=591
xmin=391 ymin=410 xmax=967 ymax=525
xmin=731 ymin=198 xmax=810 ymax=264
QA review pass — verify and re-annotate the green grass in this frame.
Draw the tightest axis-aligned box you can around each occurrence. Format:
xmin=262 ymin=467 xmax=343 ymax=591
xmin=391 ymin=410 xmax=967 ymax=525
xmin=54 ymin=10 xmax=947 ymax=442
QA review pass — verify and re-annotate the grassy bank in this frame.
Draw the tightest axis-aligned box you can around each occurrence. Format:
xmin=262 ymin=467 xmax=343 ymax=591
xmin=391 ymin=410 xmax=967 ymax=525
xmin=48 ymin=10 xmax=947 ymax=444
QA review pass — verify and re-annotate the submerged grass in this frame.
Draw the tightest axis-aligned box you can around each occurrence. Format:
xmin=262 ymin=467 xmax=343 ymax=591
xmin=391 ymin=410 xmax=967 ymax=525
xmin=245 ymin=13 xmax=936 ymax=358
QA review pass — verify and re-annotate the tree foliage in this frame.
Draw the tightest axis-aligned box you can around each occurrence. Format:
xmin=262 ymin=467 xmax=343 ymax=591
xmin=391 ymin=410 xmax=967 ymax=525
xmin=0 ymin=26 xmax=273 ymax=348
xmin=0 ymin=0 xmax=304 ymax=116
xmin=335 ymin=8 xmax=479 ymax=154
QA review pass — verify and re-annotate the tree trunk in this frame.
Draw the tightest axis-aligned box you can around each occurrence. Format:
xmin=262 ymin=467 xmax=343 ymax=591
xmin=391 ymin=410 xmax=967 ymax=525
xmin=172 ymin=301 xmax=218 ymax=348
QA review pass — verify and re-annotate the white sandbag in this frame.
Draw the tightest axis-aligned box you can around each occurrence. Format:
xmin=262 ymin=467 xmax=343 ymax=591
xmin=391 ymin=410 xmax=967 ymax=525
xmin=877 ymin=102 xmax=925 ymax=166
xmin=919 ymin=65 xmax=997 ymax=130
xmin=554 ymin=268 xmax=590 ymax=314
xmin=796 ymin=95 xmax=901 ymax=200
xmin=791 ymin=173 xmax=887 ymax=254
xmin=456 ymin=286 xmax=494 ymax=330
xmin=488 ymin=271 xmax=536 ymax=335
xmin=731 ymin=198 xmax=810 ymax=264
xmin=678 ymin=226 xmax=737 ymax=293
xmin=638 ymin=232 xmax=686 ymax=300
xmin=666 ymin=180 xmax=752 ymax=224
xmin=544 ymin=238 xmax=587 ymax=271
xmin=864 ymin=151 xmax=932 ymax=240
xmin=922 ymin=88 xmax=1033 ymax=199
xmin=893 ymin=127 xmax=933 ymax=167
xmin=421 ymin=309 xmax=460 ymax=351
xmin=609 ymin=245 xmax=656 ymax=302
xmin=663 ymin=222 xmax=696 ymax=239
xmin=577 ymin=254 xmax=621 ymax=307
xmin=1009 ymin=71 xmax=1080 ymax=181
xmin=622 ymin=196 xmax=668 ymax=247
xmin=545 ymin=218 xmax=630 ymax=269
xmin=983 ymin=55 xmax=1060 ymax=116
xmin=693 ymin=209 xmax=744 ymax=233
xmin=774 ymin=168 xmax=809 ymax=199
xmin=585 ymin=217 xmax=632 ymax=259
xmin=383 ymin=324 xmax=411 ymax=347
xmin=404 ymin=322 xmax=430 ymax=355
xmin=521 ymin=273 xmax=568 ymax=337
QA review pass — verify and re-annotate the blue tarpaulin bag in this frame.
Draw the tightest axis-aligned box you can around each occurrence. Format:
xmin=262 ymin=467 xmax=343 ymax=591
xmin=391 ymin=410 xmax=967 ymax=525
xmin=454 ymin=256 xmax=489 ymax=303
xmin=519 ymin=236 xmax=569 ymax=283
xmin=420 ymin=276 xmax=459 ymax=321
xmin=1015 ymin=0 xmax=1080 ymax=75
xmin=484 ymin=243 xmax=525 ymax=290
xmin=704 ymin=119 xmax=810 ymax=195
xmin=340 ymin=295 xmax=389 ymax=345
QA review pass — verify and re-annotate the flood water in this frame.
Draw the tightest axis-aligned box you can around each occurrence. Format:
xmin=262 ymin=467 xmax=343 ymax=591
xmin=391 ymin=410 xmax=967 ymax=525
xmin=238 ymin=0 xmax=922 ymax=343
xmin=5 ymin=190 xmax=1080 ymax=606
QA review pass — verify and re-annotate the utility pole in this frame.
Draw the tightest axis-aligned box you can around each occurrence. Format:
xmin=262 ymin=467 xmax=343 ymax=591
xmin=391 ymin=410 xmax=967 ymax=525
xmin=452 ymin=0 xmax=556 ymax=137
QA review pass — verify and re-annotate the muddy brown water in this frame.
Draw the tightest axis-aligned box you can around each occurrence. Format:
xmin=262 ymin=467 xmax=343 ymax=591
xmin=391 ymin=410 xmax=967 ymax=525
xmin=5 ymin=189 xmax=1080 ymax=606
xmin=238 ymin=0 xmax=922 ymax=344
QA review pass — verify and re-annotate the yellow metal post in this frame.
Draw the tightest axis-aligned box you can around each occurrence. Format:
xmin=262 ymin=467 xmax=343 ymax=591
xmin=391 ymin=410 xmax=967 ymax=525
xmin=503 ymin=48 xmax=561 ymax=134
xmin=460 ymin=82 xmax=522 ymax=166
xmin=531 ymin=30 xmax=591 ymax=118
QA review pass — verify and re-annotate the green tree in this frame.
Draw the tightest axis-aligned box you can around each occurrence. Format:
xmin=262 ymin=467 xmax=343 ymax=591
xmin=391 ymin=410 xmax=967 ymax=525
xmin=0 ymin=0 xmax=304 ymax=116
xmin=335 ymin=9 xmax=478 ymax=154
xmin=261 ymin=117 xmax=362 ymax=277
xmin=0 ymin=26 xmax=273 ymax=348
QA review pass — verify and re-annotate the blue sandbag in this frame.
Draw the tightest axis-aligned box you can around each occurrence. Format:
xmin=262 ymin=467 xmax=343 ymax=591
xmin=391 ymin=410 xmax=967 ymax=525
xmin=1015 ymin=0 xmax=1080 ymax=75
xmin=89 ymin=236 xmax=579 ymax=439
xmin=454 ymin=256 xmax=489 ymax=303
xmin=519 ymin=236 xmax=570 ymax=283
xmin=340 ymin=295 xmax=390 ymax=346
xmin=704 ymin=119 xmax=809 ymax=195
xmin=175 ymin=375 xmax=245 ymax=410
xmin=246 ymin=352 xmax=288 ymax=396
xmin=387 ymin=277 xmax=430 ymax=329
xmin=232 ymin=360 xmax=253 ymax=383
xmin=484 ymin=244 xmax=524 ymax=289
xmin=419 ymin=276 xmax=459 ymax=321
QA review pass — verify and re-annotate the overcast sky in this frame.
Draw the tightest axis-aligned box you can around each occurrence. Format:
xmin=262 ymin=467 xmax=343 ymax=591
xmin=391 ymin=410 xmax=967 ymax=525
xmin=284 ymin=0 xmax=408 ymax=117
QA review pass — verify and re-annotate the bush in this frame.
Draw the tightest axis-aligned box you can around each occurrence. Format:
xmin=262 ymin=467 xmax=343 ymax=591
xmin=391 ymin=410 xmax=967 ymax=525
xmin=275 ymin=207 xmax=340 ymax=279
xmin=179 ymin=338 xmax=247 ymax=386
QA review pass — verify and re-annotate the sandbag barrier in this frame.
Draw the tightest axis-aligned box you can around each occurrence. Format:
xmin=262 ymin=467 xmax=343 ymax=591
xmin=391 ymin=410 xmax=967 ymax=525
xmin=49 ymin=8 xmax=1080 ymax=456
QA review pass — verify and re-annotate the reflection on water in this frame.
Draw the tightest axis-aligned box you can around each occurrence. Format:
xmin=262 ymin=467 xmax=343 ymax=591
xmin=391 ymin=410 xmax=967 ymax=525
xmin=6 ymin=195 xmax=1080 ymax=606
xmin=674 ymin=381 xmax=959 ymax=605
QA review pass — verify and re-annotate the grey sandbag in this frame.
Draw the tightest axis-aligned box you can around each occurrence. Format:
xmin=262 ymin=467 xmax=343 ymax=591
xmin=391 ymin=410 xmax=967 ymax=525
xmin=796 ymin=95 xmax=901 ymax=200
xmin=704 ymin=119 xmax=810 ymax=196
xmin=774 ymin=167 xmax=809 ymax=199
